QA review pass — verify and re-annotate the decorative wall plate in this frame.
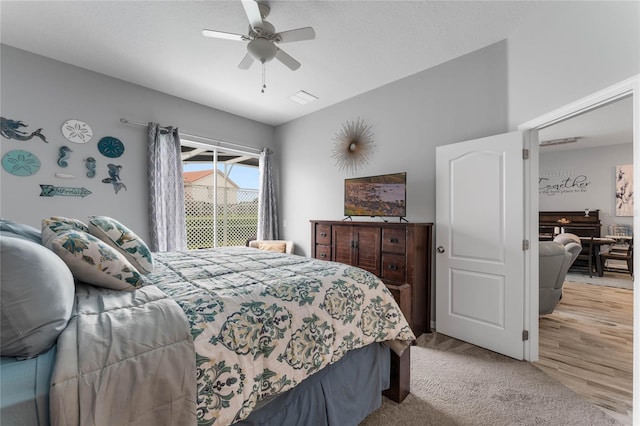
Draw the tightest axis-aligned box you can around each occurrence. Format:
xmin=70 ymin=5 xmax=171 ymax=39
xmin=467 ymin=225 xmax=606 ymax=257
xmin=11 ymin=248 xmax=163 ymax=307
xmin=98 ymin=136 xmax=125 ymax=158
xmin=61 ymin=119 xmax=93 ymax=143
xmin=2 ymin=150 xmax=41 ymax=176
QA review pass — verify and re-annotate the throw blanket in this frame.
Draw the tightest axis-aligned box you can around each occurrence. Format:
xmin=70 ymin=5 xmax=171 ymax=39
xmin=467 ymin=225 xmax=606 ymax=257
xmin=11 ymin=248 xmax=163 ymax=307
xmin=148 ymin=247 xmax=415 ymax=425
xmin=49 ymin=284 xmax=196 ymax=426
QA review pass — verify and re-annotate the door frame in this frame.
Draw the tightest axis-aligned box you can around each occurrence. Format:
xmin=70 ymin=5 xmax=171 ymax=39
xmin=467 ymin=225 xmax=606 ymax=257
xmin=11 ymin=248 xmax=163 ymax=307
xmin=517 ymin=76 xmax=639 ymax=379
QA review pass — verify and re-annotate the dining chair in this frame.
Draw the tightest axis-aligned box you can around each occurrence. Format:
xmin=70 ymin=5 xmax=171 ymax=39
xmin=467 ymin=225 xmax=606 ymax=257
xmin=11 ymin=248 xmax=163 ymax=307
xmin=562 ymin=227 xmax=596 ymax=277
xmin=600 ymin=237 xmax=633 ymax=277
xmin=539 ymin=225 xmax=556 ymax=241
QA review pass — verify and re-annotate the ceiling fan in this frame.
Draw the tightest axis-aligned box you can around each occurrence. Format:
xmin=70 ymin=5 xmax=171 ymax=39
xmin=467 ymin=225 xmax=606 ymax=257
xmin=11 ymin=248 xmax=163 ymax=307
xmin=203 ymin=0 xmax=315 ymax=90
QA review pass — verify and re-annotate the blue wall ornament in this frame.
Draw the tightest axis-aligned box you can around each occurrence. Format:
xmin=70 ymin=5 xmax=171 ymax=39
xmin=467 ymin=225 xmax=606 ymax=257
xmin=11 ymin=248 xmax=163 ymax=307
xmin=85 ymin=157 xmax=96 ymax=178
xmin=62 ymin=119 xmax=93 ymax=144
xmin=102 ymin=163 xmax=127 ymax=194
xmin=1 ymin=117 xmax=48 ymax=143
xmin=2 ymin=150 xmax=41 ymax=176
xmin=40 ymin=184 xmax=91 ymax=198
xmin=98 ymin=136 xmax=125 ymax=158
xmin=57 ymin=146 xmax=73 ymax=167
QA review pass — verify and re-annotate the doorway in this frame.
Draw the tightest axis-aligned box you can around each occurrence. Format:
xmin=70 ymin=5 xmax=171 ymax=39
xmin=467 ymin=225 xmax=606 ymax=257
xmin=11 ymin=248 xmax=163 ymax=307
xmin=519 ymin=75 xmax=639 ymax=425
xmin=535 ymin=96 xmax=634 ymax=424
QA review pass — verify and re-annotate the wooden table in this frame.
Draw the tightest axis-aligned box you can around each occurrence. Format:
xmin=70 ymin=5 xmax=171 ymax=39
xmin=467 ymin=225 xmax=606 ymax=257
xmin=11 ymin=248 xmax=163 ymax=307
xmin=579 ymin=237 xmax=616 ymax=277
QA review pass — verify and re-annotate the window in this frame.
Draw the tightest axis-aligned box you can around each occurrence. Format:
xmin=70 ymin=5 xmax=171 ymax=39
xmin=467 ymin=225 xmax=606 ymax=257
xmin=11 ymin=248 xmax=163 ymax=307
xmin=181 ymin=140 xmax=259 ymax=249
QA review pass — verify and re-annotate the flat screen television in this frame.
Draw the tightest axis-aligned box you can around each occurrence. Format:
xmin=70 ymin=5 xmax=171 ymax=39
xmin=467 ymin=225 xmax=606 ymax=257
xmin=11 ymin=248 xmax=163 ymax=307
xmin=344 ymin=172 xmax=406 ymax=218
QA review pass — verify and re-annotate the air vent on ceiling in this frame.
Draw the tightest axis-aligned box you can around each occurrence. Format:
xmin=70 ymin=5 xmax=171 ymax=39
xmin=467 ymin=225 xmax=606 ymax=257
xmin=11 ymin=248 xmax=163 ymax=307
xmin=289 ymin=90 xmax=318 ymax=105
xmin=540 ymin=137 xmax=580 ymax=147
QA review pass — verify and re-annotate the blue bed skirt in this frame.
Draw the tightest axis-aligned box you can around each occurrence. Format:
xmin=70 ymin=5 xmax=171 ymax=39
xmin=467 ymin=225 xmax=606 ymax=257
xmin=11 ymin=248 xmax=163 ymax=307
xmin=0 ymin=343 xmax=389 ymax=426
xmin=236 ymin=343 xmax=390 ymax=426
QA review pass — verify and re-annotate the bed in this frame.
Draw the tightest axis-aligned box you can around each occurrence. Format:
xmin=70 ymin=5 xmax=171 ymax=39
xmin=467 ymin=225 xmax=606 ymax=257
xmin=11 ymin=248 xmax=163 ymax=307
xmin=0 ymin=217 xmax=414 ymax=426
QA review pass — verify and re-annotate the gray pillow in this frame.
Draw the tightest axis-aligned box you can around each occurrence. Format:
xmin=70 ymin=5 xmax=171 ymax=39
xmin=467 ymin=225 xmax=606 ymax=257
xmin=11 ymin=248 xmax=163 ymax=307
xmin=1 ymin=236 xmax=75 ymax=359
xmin=0 ymin=219 xmax=42 ymax=244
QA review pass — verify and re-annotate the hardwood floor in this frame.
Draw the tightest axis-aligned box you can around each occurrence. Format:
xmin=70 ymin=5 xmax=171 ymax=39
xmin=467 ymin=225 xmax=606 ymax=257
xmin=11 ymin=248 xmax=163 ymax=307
xmin=535 ymin=281 xmax=633 ymax=425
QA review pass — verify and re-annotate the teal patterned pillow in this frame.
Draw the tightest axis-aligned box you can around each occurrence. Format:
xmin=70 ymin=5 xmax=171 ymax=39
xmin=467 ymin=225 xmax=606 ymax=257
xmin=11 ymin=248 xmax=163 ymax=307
xmin=42 ymin=216 xmax=89 ymax=247
xmin=46 ymin=229 xmax=147 ymax=291
xmin=88 ymin=216 xmax=154 ymax=274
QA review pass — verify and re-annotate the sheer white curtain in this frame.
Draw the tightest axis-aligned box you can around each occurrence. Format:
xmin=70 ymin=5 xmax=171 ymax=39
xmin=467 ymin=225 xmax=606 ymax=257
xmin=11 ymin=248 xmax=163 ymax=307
xmin=257 ymin=148 xmax=278 ymax=240
xmin=147 ymin=123 xmax=187 ymax=252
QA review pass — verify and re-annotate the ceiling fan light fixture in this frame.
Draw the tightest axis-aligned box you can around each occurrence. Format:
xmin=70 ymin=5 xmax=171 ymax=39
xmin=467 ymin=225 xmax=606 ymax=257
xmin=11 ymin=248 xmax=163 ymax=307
xmin=247 ymin=38 xmax=277 ymax=63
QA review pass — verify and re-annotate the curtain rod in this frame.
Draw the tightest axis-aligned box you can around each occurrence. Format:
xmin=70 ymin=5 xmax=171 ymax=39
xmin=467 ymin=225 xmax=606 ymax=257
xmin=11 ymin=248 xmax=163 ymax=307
xmin=119 ymin=118 xmax=263 ymax=154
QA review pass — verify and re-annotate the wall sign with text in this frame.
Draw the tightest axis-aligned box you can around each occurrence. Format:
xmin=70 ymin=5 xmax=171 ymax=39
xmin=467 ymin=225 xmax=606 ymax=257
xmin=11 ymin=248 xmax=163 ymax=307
xmin=539 ymin=173 xmax=591 ymax=196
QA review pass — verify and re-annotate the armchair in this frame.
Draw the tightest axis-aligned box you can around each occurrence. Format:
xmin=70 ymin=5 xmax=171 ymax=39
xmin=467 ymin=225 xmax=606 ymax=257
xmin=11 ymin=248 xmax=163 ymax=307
xmin=539 ymin=239 xmax=580 ymax=315
xmin=553 ymin=233 xmax=583 ymax=265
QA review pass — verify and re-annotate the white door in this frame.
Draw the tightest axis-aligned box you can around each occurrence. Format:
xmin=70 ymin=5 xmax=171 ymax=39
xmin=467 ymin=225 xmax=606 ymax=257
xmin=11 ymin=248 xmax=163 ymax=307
xmin=435 ymin=131 xmax=525 ymax=360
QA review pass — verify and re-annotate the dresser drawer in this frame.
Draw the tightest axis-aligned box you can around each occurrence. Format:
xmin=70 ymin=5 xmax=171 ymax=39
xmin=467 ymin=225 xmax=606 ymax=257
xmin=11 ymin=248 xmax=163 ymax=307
xmin=315 ymin=244 xmax=331 ymax=260
xmin=315 ymin=224 xmax=331 ymax=245
xmin=381 ymin=254 xmax=406 ymax=282
xmin=382 ymin=228 xmax=406 ymax=254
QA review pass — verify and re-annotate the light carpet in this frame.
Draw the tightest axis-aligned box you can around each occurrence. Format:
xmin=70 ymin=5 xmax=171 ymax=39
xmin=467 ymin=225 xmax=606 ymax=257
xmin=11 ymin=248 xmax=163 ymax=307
xmin=360 ymin=333 xmax=621 ymax=426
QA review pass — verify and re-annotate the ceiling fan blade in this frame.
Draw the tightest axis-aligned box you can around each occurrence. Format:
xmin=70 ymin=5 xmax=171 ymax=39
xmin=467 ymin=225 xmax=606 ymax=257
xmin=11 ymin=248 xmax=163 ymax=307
xmin=242 ymin=0 xmax=263 ymax=30
xmin=275 ymin=48 xmax=301 ymax=71
xmin=238 ymin=53 xmax=255 ymax=70
xmin=276 ymin=27 xmax=316 ymax=44
xmin=202 ymin=29 xmax=248 ymax=41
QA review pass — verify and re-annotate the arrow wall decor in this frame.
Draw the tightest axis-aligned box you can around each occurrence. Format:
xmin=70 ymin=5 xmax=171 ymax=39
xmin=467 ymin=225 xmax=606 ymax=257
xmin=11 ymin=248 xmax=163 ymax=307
xmin=39 ymin=184 xmax=92 ymax=198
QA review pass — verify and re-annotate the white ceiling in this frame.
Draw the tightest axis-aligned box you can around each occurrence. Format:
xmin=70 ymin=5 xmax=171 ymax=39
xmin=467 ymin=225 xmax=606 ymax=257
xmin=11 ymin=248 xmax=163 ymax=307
xmin=1 ymin=0 xmax=633 ymax=146
xmin=2 ymin=0 xmax=551 ymax=126
xmin=538 ymin=95 xmax=634 ymax=152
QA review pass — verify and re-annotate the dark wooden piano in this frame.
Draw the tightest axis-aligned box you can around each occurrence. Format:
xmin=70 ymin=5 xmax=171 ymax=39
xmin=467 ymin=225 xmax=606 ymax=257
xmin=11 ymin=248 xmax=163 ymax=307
xmin=539 ymin=210 xmax=601 ymax=238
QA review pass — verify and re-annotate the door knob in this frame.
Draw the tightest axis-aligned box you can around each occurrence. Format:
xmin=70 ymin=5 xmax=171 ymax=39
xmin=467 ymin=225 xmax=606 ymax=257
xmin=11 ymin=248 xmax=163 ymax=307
xmin=437 ymin=246 xmax=445 ymax=254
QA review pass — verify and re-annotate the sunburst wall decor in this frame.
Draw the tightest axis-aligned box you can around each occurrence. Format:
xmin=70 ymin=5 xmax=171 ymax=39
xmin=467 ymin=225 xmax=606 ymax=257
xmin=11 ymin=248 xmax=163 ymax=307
xmin=331 ymin=117 xmax=375 ymax=174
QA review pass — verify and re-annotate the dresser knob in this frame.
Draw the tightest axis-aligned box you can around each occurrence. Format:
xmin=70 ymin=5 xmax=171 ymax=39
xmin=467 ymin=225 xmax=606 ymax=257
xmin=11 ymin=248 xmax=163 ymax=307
xmin=388 ymin=264 xmax=398 ymax=270
xmin=390 ymin=238 xmax=399 ymax=243
xmin=320 ymin=232 xmax=327 ymax=237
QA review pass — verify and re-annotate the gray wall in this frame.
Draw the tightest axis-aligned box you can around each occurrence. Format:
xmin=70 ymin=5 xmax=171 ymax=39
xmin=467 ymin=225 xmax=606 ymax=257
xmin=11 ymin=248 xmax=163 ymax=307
xmin=0 ymin=45 xmax=274 ymax=241
xmin=275 ymin=2 xmax=640 ymax=256
xmin=2 ymin=2 xmax=637 ymax=254
xmin=507 ymin=1 xmax=640 ymax=128
xmin=275 ymin=41 xmax=509 ymax=256
xmin=539 ymin=143 xmax=634 ymax=233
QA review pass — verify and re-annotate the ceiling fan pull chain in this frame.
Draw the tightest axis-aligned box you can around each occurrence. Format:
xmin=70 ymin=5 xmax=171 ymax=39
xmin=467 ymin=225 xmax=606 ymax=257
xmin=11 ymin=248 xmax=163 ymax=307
xmin=261 ymin=62 xmax=267 ymax=93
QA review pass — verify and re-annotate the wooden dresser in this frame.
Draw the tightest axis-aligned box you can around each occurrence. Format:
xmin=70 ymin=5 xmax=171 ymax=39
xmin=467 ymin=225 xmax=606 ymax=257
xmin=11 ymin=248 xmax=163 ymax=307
xmin=311 ymin=220 xmax=433 ymax=335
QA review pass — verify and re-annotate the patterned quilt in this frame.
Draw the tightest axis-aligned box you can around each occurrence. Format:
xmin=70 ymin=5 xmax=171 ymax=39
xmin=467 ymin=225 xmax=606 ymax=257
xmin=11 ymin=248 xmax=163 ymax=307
xmin=147 ymin=246 xmax=415 ymax=426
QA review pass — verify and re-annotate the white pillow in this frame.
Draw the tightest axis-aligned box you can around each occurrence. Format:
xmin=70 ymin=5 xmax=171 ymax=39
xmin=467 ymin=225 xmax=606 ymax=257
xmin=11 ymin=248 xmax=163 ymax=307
xmin=41 ymin=216 xmax=89 ymax=247
xmin=47 ymin=229 xmax=147 ymax=291
xmin=87 ymin=216 xmax=154 ymax=274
